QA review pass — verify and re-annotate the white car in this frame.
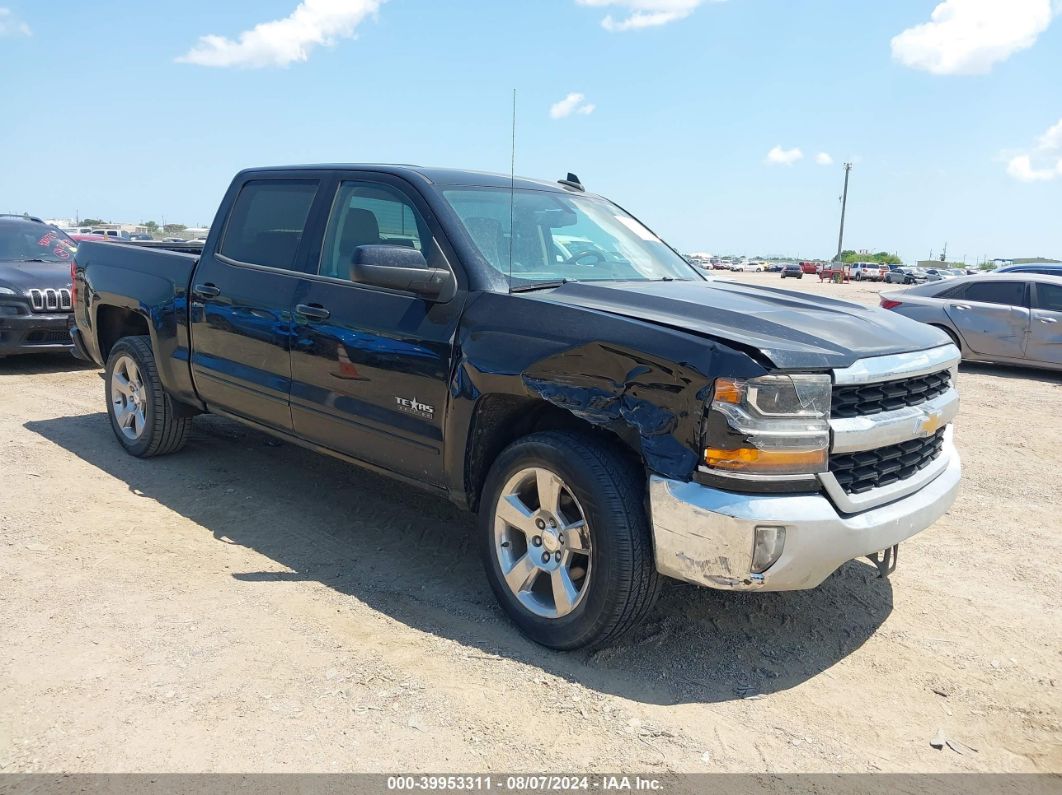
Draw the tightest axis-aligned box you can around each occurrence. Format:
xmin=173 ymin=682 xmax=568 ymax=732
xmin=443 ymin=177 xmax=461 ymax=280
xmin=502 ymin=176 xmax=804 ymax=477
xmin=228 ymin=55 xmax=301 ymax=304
xmin=90 ymin=229 xmax=132 ymax=241
xmin=851 ymin=263 xmax=886 ymax=281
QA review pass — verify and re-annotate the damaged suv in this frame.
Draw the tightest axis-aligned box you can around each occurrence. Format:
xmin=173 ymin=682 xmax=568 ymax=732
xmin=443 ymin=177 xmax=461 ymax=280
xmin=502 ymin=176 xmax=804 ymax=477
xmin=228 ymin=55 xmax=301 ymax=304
xmin=71 ymin=165 xmax=961 ymax=649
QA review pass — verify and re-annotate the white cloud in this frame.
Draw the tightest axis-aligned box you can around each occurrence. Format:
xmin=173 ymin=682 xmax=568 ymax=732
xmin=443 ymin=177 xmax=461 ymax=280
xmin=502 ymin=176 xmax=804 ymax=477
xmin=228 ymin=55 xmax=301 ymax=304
xmin=550 ymin=92 xmax=596 ymax=119
xmin=576 ymin=0 xmax=711 ymax=32
xmin=0 ymin=7 xmax=31 ymax=37
xmin=765 ymin=146 xmax=803 ymax=166
xmin=815 ymin=152 xmax=834 ymax=166
xmin=177 ymin=0 xmax=383 ymax=68
xmin=1006 ymin=117 xmax=1062 ymax=182
xmin=891 ymin=0 xmax=1057 ymax=75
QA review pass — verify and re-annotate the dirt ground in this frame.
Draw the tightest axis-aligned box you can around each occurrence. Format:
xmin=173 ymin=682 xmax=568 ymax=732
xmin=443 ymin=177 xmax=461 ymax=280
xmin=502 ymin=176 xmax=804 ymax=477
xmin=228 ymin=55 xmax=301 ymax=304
xmin=1 ymin=272 xmax=1060 ymax=774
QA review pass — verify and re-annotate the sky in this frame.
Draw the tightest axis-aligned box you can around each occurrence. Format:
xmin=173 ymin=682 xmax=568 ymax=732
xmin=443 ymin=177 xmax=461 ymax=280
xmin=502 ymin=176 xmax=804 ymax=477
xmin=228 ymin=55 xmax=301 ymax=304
xmin=1 ymin=0 xmax=1060 ymax=263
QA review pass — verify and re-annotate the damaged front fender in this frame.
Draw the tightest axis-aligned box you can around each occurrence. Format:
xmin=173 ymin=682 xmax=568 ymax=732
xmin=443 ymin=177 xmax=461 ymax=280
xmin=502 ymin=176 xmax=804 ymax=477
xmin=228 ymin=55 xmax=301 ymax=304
xmin=445 ymin=292 xmax=767 ymax=498
xmin=522 ymin=344 xmax=701 ymax=479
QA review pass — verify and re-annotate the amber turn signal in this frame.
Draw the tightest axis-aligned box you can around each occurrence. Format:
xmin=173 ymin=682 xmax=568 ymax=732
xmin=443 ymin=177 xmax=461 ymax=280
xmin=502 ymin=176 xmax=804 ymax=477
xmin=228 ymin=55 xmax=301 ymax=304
xmin=704 ymin=446 xmax=827 ymax=474
xmin=712 ymin=377 xmax=744 ymax=405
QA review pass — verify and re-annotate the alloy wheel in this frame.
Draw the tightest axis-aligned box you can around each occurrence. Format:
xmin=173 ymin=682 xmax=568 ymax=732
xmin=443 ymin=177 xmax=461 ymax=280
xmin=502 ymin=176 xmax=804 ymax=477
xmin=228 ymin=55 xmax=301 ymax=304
xmin=493 ymin=467 xmax=592 ymax=619
xmin=110 ymin=354 xmax=147 ymax=440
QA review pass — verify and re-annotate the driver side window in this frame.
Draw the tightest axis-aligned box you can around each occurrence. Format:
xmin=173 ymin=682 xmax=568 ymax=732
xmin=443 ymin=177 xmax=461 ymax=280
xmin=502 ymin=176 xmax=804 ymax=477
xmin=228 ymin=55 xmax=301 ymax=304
xmin=319 ymin=181 xmax=430 ymax=280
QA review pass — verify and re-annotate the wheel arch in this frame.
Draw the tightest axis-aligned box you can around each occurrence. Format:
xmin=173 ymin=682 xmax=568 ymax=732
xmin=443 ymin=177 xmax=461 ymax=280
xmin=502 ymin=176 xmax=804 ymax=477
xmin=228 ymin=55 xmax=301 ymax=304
xmin=929 ymin=322 xmax=964 ymax=354
xmin=461 ymin=394 xmax=640 ymax=514
xmin=95 ymin=304 xmax=150 ymax=362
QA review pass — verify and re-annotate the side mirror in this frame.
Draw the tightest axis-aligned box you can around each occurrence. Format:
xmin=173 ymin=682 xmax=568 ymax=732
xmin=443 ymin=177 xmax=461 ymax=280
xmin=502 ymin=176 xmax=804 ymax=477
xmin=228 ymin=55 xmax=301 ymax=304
xmin=349 ymin=245 xmax=456 ymax=302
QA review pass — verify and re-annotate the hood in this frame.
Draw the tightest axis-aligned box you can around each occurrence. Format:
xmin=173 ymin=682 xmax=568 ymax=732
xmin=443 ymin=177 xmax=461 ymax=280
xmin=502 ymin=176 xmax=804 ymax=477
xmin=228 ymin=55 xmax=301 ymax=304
xmin=0 ymin=259 xmax=73 ymax=292
xmin=536 ymin=278 xmax=950 ymax=370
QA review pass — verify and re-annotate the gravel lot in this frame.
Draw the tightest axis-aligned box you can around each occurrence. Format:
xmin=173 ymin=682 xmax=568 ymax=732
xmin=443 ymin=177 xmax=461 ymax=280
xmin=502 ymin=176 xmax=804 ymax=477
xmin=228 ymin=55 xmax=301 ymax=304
xmin=1 ymin=272 xmax=1060 ymax=774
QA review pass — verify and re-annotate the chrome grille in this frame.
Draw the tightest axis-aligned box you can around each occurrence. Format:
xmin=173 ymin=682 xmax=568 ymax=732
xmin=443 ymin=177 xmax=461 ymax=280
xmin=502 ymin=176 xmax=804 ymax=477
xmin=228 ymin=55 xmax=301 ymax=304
xmin=28 ymin=288 xmax=73 ymax=312
xmin=830 ymin=429 xmax=946 ymax=495
xmin=832 ymin=369 xmax=952 ymax=419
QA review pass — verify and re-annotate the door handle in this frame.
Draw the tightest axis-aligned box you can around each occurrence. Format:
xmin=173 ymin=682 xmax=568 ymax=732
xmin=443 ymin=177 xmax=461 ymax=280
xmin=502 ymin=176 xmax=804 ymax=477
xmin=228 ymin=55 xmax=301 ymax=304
xmin=193 ymin=283 xmax=221 ymax=299
xmin=1040 ymin=317 xmax=1058 ymax=324
xmin=952 ymin=304 xmax=971 ymax=310
xmin=296 ymin=303 xmax=330 ymax=321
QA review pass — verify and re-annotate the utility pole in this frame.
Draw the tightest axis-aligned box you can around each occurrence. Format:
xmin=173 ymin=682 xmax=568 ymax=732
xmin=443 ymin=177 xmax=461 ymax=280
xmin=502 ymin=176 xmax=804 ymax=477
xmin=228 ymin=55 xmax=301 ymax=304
xmin=834 ymin=162 xmax=853 ymax=262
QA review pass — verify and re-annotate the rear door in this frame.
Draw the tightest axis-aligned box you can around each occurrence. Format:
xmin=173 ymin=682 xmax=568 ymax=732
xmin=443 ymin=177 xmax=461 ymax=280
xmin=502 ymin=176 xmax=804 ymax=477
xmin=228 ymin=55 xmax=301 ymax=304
xmin=943 ymin=280 xmax=1029 ymax=359
xmin=189 ymin=175 xmax=326 ymax=432
xmin=1027 ymin=281 xmax=1062 ymax=367
xmin=289 ymin=173 xmax=465 ymax=486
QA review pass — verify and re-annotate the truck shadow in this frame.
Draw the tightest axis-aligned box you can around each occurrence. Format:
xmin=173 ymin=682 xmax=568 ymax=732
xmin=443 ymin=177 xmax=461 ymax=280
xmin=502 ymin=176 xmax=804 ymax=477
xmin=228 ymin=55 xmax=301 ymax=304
xmin=26 ymin=412 xmax=894 ymax=706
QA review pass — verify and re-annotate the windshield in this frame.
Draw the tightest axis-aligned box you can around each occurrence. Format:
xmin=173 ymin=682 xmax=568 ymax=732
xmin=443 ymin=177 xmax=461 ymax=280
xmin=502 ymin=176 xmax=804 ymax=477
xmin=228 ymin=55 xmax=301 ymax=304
xmin=0 ymin=221 xmax=76 ymax=263
xmin=442 ymin=188 xmax=700 ymax=286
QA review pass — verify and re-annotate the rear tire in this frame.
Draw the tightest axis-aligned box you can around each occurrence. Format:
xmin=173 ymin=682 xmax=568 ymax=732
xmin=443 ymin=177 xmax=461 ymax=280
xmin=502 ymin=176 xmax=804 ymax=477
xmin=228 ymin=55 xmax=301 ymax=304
xmin=479 ymin=431 xmax=660 ymax=650
xmin=105 ymin=336 xmax=191 ymax=457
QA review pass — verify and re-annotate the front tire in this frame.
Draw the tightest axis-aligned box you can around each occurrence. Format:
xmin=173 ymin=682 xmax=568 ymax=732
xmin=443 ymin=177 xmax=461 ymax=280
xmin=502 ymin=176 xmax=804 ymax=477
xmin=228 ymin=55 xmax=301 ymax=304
xmin=105 ymin=336 xmax=191 ymax=457
xmin=479 ymin=431 xmax=660 ymax=650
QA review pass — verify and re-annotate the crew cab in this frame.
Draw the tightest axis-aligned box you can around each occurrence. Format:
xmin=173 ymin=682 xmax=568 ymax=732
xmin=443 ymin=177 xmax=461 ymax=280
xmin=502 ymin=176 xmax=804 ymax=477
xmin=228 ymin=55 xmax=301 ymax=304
xmin=71 ymin=165 xmax=962 ymax=649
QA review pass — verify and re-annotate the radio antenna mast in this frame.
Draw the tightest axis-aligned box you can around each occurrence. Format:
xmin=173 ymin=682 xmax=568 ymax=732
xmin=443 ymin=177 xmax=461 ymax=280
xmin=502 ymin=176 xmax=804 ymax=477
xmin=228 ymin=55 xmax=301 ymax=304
xmin=508 ymin=89 xmax=516 ymax=293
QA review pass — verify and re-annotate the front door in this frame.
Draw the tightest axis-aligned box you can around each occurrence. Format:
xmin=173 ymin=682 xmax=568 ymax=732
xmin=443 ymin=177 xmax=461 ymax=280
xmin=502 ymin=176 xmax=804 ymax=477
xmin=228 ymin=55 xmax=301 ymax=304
xmin=189 ymin=177 xmax=322 ymax=432
xmin=944 ymin=280 xmax=1029 ymax=360
xmin=289 ymin=176 xmax=464 ymax=486
xmin=1027 ymin=281 xmax=1062 ymax=367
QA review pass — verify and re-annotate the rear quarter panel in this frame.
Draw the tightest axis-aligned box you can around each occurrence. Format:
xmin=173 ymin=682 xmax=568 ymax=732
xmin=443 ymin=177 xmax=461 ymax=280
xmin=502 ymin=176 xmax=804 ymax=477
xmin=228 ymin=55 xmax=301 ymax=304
xmin=76 ymin=241 xmax=201 ymax=406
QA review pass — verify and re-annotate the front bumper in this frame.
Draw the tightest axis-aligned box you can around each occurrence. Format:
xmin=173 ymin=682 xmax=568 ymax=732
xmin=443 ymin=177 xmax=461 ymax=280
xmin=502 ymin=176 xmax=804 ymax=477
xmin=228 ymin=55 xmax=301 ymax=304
xmin=0 ymin=312 xmax=73 ymax=355
xmin=649 ymin=439 xmax=961 ymax=591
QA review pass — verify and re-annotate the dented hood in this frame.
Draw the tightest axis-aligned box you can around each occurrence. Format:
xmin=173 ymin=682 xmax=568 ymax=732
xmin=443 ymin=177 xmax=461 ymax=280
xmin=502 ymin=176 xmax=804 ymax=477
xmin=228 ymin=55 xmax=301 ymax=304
xmin=536 ymin=278 xmax=949 ymax=370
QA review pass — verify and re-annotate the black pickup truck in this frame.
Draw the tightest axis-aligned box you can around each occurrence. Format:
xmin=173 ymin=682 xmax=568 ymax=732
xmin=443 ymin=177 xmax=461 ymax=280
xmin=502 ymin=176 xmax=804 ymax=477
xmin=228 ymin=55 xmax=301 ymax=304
xmin=72 ymin=165 xmax=961 ymax=649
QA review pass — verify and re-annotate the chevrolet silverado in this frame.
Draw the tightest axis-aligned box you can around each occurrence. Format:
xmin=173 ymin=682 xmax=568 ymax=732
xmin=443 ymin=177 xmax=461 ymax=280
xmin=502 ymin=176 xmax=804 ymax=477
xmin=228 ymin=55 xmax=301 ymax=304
xmin=71 ymin=165 xmax=961 ymax=649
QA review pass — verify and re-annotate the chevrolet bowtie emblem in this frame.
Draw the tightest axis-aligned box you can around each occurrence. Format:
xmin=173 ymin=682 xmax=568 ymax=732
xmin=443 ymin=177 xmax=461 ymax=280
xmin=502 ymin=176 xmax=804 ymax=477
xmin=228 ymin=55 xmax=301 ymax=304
xmin=920 ymin=411 xmax=942 ymax=436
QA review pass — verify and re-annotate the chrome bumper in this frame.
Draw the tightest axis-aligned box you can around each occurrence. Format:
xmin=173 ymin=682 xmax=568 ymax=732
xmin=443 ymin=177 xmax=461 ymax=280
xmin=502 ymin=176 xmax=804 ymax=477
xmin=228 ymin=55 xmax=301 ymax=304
xmin=648 ymin=438 xmax=961 ymax=591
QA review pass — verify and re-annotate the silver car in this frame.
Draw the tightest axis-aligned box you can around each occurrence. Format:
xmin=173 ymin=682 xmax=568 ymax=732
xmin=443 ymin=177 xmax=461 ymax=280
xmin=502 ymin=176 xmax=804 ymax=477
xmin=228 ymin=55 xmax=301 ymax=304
xmin=879 ymin=274 xmax=1062 ymax=370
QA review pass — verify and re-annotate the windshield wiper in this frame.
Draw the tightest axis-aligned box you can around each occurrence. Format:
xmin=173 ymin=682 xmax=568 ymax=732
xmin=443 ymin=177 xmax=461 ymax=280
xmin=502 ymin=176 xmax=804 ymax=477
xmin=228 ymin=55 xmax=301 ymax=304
xmin=19 ymin=258 xmax=49 ymax=263
xmin=510 ymin=279 xmax=574 ymax=293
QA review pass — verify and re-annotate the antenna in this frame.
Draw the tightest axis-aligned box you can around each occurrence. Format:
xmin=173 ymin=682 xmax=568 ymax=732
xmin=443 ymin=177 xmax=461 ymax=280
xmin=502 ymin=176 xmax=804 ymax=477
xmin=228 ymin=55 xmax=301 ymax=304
xmin=508 ymin=89 xmax=516 ymax=293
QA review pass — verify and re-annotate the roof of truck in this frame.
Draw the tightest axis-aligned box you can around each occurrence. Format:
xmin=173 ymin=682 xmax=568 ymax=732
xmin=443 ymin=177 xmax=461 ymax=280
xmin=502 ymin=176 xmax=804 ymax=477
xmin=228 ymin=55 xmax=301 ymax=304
xmin=240 ymin=164 xmax=579 ymax=193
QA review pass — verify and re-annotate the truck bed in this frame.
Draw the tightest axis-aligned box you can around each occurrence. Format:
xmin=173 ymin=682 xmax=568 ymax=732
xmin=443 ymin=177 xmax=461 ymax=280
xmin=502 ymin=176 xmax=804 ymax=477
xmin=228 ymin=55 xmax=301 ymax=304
xmin=75 ymin=240 xmax=199 ymax=286
xmin=73 ymin=240 xmax=202 ymax=406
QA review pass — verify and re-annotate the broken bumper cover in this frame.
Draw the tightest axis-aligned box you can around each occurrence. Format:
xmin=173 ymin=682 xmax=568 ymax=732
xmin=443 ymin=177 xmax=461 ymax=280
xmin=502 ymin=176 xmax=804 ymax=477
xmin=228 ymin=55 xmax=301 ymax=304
xmin=648 ymin=442 xmax=961 ymax=591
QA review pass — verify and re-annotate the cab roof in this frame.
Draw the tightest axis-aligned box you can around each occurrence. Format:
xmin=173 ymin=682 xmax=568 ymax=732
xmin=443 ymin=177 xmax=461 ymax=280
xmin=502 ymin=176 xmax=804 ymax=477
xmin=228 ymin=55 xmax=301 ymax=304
xmin=239 ymin=164 xmax=582 ymax=194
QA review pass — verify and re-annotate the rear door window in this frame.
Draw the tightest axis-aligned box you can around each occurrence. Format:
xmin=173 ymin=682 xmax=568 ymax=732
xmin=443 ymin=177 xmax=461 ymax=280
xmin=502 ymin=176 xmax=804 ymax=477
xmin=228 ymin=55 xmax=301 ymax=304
xmin=961 ymin=281 xmax=1026 ymax=307
xmin=219 ymin=180 xmax=319 ymax=270
xmin=1034 ymin=283 xmax=1062 ymax=313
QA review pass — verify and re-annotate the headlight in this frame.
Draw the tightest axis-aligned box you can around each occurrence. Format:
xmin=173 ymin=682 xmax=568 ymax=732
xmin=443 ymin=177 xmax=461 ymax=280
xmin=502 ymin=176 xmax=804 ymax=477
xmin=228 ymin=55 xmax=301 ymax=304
xmin=703 ymin=374 xmax=831 ymax=476
xmin=0 ymin=286 xmax=16 ymax=295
